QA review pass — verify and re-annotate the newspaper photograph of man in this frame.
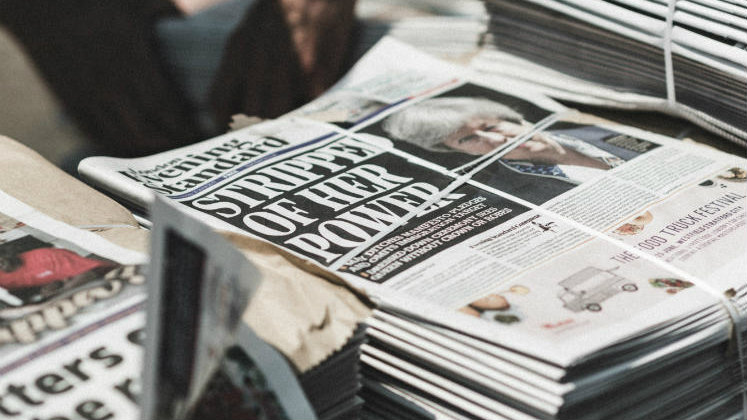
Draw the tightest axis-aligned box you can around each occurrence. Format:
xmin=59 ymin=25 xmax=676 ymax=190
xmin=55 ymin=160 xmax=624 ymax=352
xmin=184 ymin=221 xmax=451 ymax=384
xmin=362 ymin=83 xmax=658 ymax=204
xmin=362 ymin=82 xmax=553 ymax=170
xmin=391 ymin=104 xmax=661 ymax=205
xmin=467 ymin=119 xmax=659 ymax=204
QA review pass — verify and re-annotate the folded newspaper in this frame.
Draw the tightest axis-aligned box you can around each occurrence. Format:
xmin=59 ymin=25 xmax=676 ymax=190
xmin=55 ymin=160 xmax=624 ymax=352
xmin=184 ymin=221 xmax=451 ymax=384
xmin=0 ymin=173 xmax=147 ymax=419
xmin=0 ymin=134 xmax=150 ymax=419
xmin=472 ymin=0 xmax=747 ymax=148
xmin=78 ymin=38 xmax=747 ymax=419
xmin=0 ymin=136 xmax=370 ymax=419
xmin=143 ymin=197 xmax=370 ymax=420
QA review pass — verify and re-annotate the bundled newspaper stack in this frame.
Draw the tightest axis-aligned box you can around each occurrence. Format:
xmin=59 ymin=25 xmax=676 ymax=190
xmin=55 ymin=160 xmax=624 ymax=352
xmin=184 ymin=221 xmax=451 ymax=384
xmin=78 ymin=38 xmax=747 ymax=419
xmin=356 ymin=14 xmax=486 ymax=63
xmin=0 ymin=136 xmax=150 ymax=420
xmin=472 ymin=0 xmax=747 ymax=147
xmin=360 ymin=300 xmax=747 ymax=419
xmin=355 ymin=0 xmax=487 ymax=64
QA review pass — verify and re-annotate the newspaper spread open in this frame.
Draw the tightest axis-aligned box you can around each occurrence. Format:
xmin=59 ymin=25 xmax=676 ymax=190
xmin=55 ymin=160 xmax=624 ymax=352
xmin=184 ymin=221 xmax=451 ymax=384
xmin=79 ymin=38 xmax=747 ymax=368
xmin=0 ymin=190 xmax=146 ymax=420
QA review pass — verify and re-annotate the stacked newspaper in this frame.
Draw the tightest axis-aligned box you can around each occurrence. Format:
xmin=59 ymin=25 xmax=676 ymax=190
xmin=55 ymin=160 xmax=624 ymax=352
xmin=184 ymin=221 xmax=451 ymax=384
xmin=78 ymin=38 xmax=747 ymax=419
xmin=472 ymin=0 xmax=747 ymax=148
xmin=143 ymin=198 xmax=368 ymax=420
xmin=0 ymin=192 xmax=147 ymax=420
xmin=0 ymin=136 xmax=369 ymax=419
xmin=355 ymin=0 xmax=487 ymax=64
xmin=356 ymin=14 xmax=486 ymax=63
xmin=0 ymin=136 xmax=150 ymax=420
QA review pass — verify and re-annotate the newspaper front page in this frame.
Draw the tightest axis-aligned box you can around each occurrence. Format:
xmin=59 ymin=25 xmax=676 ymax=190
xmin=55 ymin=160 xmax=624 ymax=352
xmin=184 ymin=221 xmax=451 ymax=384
xmin=78 ymin=38 xmax=747 ymax=367
xmin=0 ymin=190 xmax=146 ymax=420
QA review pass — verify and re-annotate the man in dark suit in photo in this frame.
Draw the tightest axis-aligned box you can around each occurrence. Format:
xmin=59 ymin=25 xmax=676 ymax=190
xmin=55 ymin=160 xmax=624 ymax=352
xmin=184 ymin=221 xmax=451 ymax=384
xmin=381 ymin=96 xmax=652 ymax=204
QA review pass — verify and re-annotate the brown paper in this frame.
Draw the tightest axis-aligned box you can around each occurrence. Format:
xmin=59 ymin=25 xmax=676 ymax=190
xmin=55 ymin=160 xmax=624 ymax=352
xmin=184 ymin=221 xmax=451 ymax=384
xmin=226 ymin=233 xmax=372 ymax=373
xmin=0 ymin=135 xmax=148 ymax=251
xmin=94 ymin=227 xmax=150 ymax=253
xmin=0 ymin=135 xmax=138 ymax=227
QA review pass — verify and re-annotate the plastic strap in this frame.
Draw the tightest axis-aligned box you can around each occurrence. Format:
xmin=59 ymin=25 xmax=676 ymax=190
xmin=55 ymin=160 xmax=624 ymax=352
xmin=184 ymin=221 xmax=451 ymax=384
xmin=73 ymin=224 xmax=139 ymax=230
xmin=664 ymin=0 xmax=678 ymax=107
xmin=664 ymin=4 xmax=747 ymax=411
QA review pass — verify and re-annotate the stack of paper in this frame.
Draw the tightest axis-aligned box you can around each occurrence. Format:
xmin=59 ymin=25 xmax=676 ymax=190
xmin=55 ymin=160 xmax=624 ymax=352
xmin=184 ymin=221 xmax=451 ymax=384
xmin=77 ymin=38 xmax=747 ymax=419
xmin=361 ymin=298 xmax=747 ymax=419
xmin=354 ymin=0 xmax=486 ymax=63
xmin=0 ymin=136 xmax=151 ymax=420
xmin=0 ymin=136 xmax=370 ymax=420
xmin=189 ymin=321 xmax=368 ymax=420
xmin=473 ymin=0 xmax=747 ymax=147
xmin=142 ymin=198 xmax=370 ymax=420
xmin=356 ymin=15 xmax=487 ymax=63
xmin=300 ymin=326 xmax=368 ymax=420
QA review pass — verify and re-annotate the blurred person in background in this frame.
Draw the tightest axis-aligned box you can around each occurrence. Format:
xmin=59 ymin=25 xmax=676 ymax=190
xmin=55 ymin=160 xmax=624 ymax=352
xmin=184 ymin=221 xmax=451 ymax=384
xmin=0 ymin=0 xmax=357 ymax=157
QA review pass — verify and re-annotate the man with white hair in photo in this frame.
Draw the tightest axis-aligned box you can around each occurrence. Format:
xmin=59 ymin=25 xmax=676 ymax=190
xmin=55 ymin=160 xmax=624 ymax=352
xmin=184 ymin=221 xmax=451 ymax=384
xmin=380 ymin=96 xmax=638 ymax=203
xmin=383 ymin=97 xmax=619 ymax=170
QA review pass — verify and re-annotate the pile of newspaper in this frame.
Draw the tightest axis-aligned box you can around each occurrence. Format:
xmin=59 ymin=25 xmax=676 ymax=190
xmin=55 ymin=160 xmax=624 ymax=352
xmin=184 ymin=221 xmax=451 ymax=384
xmin=356 ymin=15 xmax=486 ymax=63
xmin=142 ymin=199 xmax=370 ymax=420
xmin=0 ymin=136 xmax=149 ymax=420
xmin=473 ymin=0 xmax=747 ymax=147
xmin=361 ymin=300 xmax=747 ymax=419
xmin=354 ymin=0 xmax=486 ymax=63
xmin=0 ymin=136 xmax=370 ymax=420
xmin=78 ymin=38 xmax=747 ymax=419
